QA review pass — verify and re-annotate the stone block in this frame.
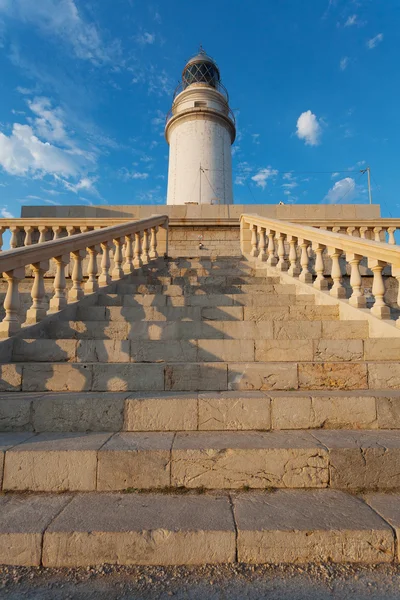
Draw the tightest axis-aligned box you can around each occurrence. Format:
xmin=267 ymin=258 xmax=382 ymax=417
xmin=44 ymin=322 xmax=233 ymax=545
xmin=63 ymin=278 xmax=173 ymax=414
xmin=313 ymin=430 xmax=400 ymax=490
xmin=228 ymin=363 xmax=298 ymax=391
xmin=189 ymin=295 xmax=234 ymax=307
xmin=0 ymin=432 xmax=35 ymax=486
xmin=97 ymin=432 xmax=173 ymax=490
xmin=32 ymin=393 xmax=126 ymax=432
xmin=376 ymin=393 xmax=400 ymax=428
xmin=289 ymin=305 xmax=339 ymax=321
xmin=197 ymin=340 xmax=254 ymax=362
xmin=256 ymin=340 xmax=313 ymax=362
xmin=77 ymin=340 xmax=131 ymax=363
xmin=0 ymin=396 xmax=33 ymax=432
xmin=223 ymin=321 xmax=273 ymax=340
xmin=172 ymin=431 xmax=328 ymax=489
xmin=202 ymin=307 xmax=243 ymax=321
xmin=321 ymin=321 xmax=369 ymax=339
xmin=368 ymin=363 xmax=400 ymax=389
xmin=232 ymin=294 xmax=291 ymax=307
xmin=130 ymin=340 xmax=197 ymax=363
xmin=124 ymin=393 xmax=198 ymax=431
xmin=165 ymin=363 xmax=227 ymax=391
xmin=12 ymin=339 xmax=77 ymax=362
xmin=0 ymin=364 xmax=22 ymax=392
xmin=3 ymin=432 xmax=111 ymax=491
xmin=274 ymin=321 xmax=322 ymax=340
xmin=271 ymin=394 xmax=313 ymax=429
xmin=92 ymin=363 xmax=164 ymax=392
xmin=122 ymin=294 xmax=167 ymax=307
xmin=365 ymin=493 xmax=400 ymax=560
xmin=298 ymin=363 xmax=368 ymax=390
xmin=313 ymin=340 xmax=364 ymax=362
xmin=311 ymin=393 xmax=377 ymax=429
xmin=43 ymin=493 xmax=236 ymax=566
xmin=22 ymin=364 xmax=92 ymax=392
xmin=198 ymin=392 xmax=270 ymax=430
xmin=235 ymin=490 xmax=393 ymax=563
xmin=365 ymin=339 xmax=400 ymax=361
xmin=0 ymin=494 xmax=72 ymax=566
xmin=243 ymin=307 xmax=289 ymax=322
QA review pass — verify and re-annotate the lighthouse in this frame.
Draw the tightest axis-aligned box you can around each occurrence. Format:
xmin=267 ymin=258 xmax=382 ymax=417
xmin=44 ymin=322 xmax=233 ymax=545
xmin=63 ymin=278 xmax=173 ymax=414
xmin=165 ymin=48 xmax=236 ymax=205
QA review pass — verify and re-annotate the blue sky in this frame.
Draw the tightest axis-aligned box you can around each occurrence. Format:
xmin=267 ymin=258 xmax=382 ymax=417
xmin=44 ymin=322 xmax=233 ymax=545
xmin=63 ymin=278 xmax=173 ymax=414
xmin=0 ymin=0 xmax=397 ymax=216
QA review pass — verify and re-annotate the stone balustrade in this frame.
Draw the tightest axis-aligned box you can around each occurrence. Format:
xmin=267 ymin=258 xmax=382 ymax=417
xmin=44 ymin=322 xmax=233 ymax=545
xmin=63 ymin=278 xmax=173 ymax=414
xmin=240 ymin=214 xmax=400 ymax=325
xmin=0 ymin=215 xmax=168 ymax=337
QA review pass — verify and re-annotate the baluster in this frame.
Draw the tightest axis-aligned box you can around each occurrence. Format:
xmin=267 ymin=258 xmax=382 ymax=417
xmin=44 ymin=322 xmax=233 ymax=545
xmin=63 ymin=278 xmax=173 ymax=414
xmin=80 ymin=226 xmax=90 ymax=233
xmin=276 ymin=232 xmax=288 ymax=271
xmin=287 ymin=236 xmax=300 ymax=276
xmin=141 ymin=229 xmax=150 ymax=264
xmin=112 ymin=238 xmax=124 ymax=280
xmin=52 ymin=226 xmax=63 ymax=240
xmin=266 ymin=230 xmax=278 ymax=266
xmin=347 ymin=253 xmax=366 ymax=308
xmin=123 ymin=234 xmax=134 ymax=274
xmin=369 ymin=259 xmax=390 ymax=318
xmin=373 ymin=227 xmax=383 ymax=242
xmin=328 ymin=247 xmax=346 ymax=298
xmin=24 ymin=226 xmax=33 ymax=246
xmin=38 ymin=226 xmax=48 ymax=244
xmin=312 ymin=243 xmax=328 ymax=290
xmin=0 ymin=227 xmax=5 ymax=251
xmin=68 ymin=250 xmax=85 ymax=301
xmin=257 ymin=227 xmax=267 ymax=262
xmin=26 ymin=261 xmax=50 ymax=323
xmin=66 ymin=226 xmax=76 ymax=237
xmin=298 ymin=238 xmax=312 ymax=282
xmin=388 ymin=227 xmax=396 ymax=245
xmin=49 ymin=255 xmax=69 ymax=312
xmin=359 ymin=227 xmax=368 ymax=239
xmin=99 ymin=242 xmax=111 ymax=286
xmin=10 ymin=226 xmax=19 ymax=249
xmin=0 ymin=268 xmax=24 ymax=336
xmin=393 ymin=267 xmax=400 ymax=328
xmin=133 ymin=232 xmax=143 ymax=269
xmin=250 ymin=225 xmax=258 ymax=257
xmin=149 ymin=226 xmax=159 ymax=259
xmin=85 ymin=246 xmax=99 ymax=293
xmin=346 ymin=227 xmax=356 ymax=237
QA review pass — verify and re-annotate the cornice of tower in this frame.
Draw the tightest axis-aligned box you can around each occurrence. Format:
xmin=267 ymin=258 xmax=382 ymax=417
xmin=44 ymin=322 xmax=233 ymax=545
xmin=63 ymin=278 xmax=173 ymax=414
xmin=165 ymin=107 xmax=236 ymax=145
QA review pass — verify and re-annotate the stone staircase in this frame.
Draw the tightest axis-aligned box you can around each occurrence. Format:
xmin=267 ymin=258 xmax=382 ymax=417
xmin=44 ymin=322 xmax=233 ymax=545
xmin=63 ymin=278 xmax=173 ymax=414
xmin=0 ymin=256 xmax=400 ymax=567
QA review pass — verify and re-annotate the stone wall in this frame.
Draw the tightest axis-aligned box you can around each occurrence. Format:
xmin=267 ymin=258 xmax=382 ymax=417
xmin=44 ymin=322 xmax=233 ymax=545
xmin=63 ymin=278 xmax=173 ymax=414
xmin=169 ymin=226 xmax=240 ymax=257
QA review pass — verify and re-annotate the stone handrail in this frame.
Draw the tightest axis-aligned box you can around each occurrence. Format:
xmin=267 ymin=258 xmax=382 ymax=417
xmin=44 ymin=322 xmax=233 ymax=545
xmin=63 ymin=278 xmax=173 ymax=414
xmin=0 ymin=215 xmax=168 ymax=337
xmin=240 ymin=214 xmax=400 ymax=323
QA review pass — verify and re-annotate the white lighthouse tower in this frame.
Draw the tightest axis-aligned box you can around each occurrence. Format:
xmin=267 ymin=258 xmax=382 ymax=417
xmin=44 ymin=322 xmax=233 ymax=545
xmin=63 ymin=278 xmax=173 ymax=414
xmin=165 ymin=48 xmax=236 ymax=205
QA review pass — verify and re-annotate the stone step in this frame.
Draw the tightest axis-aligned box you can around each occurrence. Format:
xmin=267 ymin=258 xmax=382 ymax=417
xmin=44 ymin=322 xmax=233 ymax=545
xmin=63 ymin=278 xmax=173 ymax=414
xmin=3 ymin=360 xmax=394 ymax=392
xmin=1 ymin=430 xmax=400 ymax=492
xmin=11 ymin=337 xmax=383 ymax=364
xmin=116 ymin=276 xmax=277 ymax=292
xmin=0 ymin=489 xmax=394 ymax=567
xmin=1 ymin=390 xmax=398 ymax=433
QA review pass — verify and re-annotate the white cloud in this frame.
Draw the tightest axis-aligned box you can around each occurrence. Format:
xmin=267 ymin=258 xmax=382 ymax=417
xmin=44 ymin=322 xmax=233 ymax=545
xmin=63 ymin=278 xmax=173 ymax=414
xmin=331 ymin=172 xmax=340 ymax=178
xmin=251 ymin=133 xmax=260 ymax=144
xmin=340 ymin=57 xmax=349 ymax=71
xmin=135 ymin=32 xmax=155 ymax=45
xmin=282 ymin=182 xmax=298 ymax=189
xmin=0 ymin=207 xmax=15 ymax=218
xmin=234 ymin=161 xmax=252 ymax=186
xmin=119 ymin=168 xmax=149 ymax=181
xmin=324 ymin=177 xmax=356 ymax=203
xmin=296 ymin=110 xmax=322 ymax=146
xmin=367 ymin=33 xmax=383 ymax=49
xmin=251 ymin=166 xmax=278 ymax=189
xmin=0 ymin=0 xmax=120 ymax=65
xmin=63 ymin=176 xmax=98 ymax=194
xmin=283 ymin=172 xmax=294 ymax=180
xmin=344 ymin=14 xmax=357 ymax=27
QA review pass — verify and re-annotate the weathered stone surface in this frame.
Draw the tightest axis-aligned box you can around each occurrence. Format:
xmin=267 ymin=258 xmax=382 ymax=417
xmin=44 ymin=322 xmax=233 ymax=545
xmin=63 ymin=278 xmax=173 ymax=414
xmin=313 ymin=340 xmax=364 ymax=362
xmin=13 ymin=339 xmax=77 ymax=362
xmin=222 ymin=321 xmax=273 ymax=340
xmin=368 ymin=363 xmax=400 ymax=390
xmin=198 ymin=392 xmax=270 ymax=430
xmin=172 ymin=431 xmax=328 ymax=489
xmin=201 ymin=306 xmax=243 ymax=321
xmin=22 ymin=364 xmax=92 ymax=392
xmin=376 ymin=393 xmax=400 ymax=428
xmin=255 ymin=340 xmax=312 ymax=362
xmin=32 ymin=393 xmax=126 ymax=432
xmin=197 ymin=340 xmax=254 ymax=362
xmin=124 ymin=393 xmax=197 ymax=431
xmin=313 ymin=430 xmax=400 ymax=490
xmin=3 ymin=432 xmax=111 ymax=491
xmin=0 ymin=396 xmax=33 ymax=431
xmin=235 ymin=490 xmax=393 ymax=563
xmin=311 ymin=393 xmax=377 ymax=429
xmin=77 ymin=340 xmax=130 ymax=363
xmin=0 ymin=364 xmax=22 ymax=392
xmin=243 ymin=307 xmax=289 ymax=322
xmin=92 ymin=364 xmax=164 ymax=392
xmin=364 ymin=339 xmax=400 ymax=361
xmin=298 ymin=363 xmax=368 ymax=390
xmin=46 ymin=321 xmax=129 ymax=340
xmin=130 ymin=340 xmax=197 ymax=363
xmin=43 ymin=493 xmax=236 ymax=566
xmin=274 ymin=321 xmax=322 ymax=340
xmin=321 ymin=321 xmax=369 ymax=340
xmin=0 ymin=494 xmax=72 ymax=566
xmin=165 ymin=363 xmax=227 ymax=391
xmin=232 ymin=294 xmax=292 ymax=307
xmin=228 ymin=363 xmax=298 ymax=391
xmin=289 ymin=305 xmax=339 ymax=321
xmin=0 ymin=432 xmax=35 ymax=486
xmin=271 ymin=394 xmax=313 ymax=429
xmin=365 ymin=493 xmax=400 ymax=560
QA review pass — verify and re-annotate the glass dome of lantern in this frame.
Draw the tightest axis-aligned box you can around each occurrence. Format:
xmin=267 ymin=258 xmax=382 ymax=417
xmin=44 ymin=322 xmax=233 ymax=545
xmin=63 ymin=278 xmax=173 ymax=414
xmin=182 ymin=47 xmax=221 ymax=90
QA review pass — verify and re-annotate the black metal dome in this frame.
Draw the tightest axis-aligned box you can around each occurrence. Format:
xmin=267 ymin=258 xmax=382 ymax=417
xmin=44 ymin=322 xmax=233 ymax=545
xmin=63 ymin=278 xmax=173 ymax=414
xmin=182 ymin=47 xmax=220 ymax=90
